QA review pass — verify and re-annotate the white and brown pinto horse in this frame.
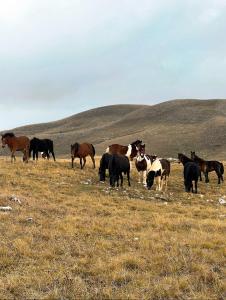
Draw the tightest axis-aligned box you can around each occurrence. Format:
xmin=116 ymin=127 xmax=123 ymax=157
xmin=1 ymin=133 xmax=30 ymax=163
xmin=106 ymin=140 xmax=142 ymax=161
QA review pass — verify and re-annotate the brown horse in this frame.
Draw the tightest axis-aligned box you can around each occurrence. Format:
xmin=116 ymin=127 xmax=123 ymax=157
xmin=191 ymin=151 xmax=224 ymax=184
xmin=1 ymin=133 xmax=30 ymax=163
xmin=106 ymin=140 xmax=142 ymax=161
xmin=71 ymin=142 xmax=95 ymax=169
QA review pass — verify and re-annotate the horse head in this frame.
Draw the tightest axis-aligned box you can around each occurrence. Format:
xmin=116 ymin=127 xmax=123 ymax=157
xmin=191 ymin=151 xmax=195 ymax=160
xmin=1 ymin=133 xmax=15 ymax=148
xmin=71 ymin=143 xmax=79 ymax=156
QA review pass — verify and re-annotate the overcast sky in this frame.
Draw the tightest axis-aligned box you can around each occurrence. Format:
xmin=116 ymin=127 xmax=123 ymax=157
xmin=0 ymin=0 xmax=226 ymax=130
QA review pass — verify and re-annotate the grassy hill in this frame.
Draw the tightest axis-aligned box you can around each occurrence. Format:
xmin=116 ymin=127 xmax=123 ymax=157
xmin=1 ymin=99 xmax=226 ymax=159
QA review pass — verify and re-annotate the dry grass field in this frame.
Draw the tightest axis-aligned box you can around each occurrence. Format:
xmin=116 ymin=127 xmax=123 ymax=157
xmin=0 ymin=156 xmax=225 ymax=299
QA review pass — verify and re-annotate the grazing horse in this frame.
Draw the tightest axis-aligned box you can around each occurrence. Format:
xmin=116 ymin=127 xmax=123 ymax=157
xmin=108 ymin=154 xmax=131 ymax=187
xmin=178 ymin=153 xmax=202 ymax=181
xmin=191 ymin=151 xmax=224 ymax=184
xmin=29 ymin=137 xmax=56 ymax=161
xmin=184 ymin=162 xmax=199 ymax=193
xmin=99 ymin=153 xmax=112 ymax=182
xmin=1 ymin=133 xmax=30 ymax=163
xmin=106 ymin=140 xmax=142 ymax=161
xmin=146 ymin=159 xmax=163 ymax=191
xmin=71 ymin=143 xmax=95 ymax=169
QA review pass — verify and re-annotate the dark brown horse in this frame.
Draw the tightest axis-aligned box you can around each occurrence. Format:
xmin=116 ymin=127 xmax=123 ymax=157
xmin=191 ymin=151 xmax=224 ymax=184
xmin=71 ymin=142 xmax=95 ymax=169
xmin=106 ymin=140 xmax=142 ymax=161
xmin=1 ymin=133 xmax=30 ymax=163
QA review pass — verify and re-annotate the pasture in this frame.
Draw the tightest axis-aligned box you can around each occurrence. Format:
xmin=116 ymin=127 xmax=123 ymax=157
xmin=0 ymin=157 xmax=225 ymax=299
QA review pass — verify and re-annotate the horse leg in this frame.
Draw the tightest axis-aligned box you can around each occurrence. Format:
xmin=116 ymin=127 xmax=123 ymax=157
xmin=127 ymin=171 xmax=131 ymax=186
xmin=120 ymin=173 xmax=123 ymax=187
xmin=11 ymin=151 xmax=15 ymax=163
xmin=90 ymin=155 xmax=95 ymax=169
xmin=195 ymin=180 xmax=198 ymax=193
xmin=205 ymin=172 xmax=209 ymax=183
xmin=216 ymin=169 xmax=221 ymax=184
xmin=51 ymin=151 xmax=56 ymax=161
xmin=71 ymin=157 xmax=74 ymax=168
xmin=80 ymin=158 xmax=83 ymax=169
xmin=46 ymin=151 xmax=50 ymax=160
xmin=143 ymin=170 xmax=147 ymax=186
xmin=138 ymin=172 xmax=141 ymax=184
xmin=191 ymin=182 xmax=194 ymax=193
xmin=83 ymin=157 xmax=86 ymax=169
xmin=199 ymin=170 xmax=202 ymax=181
xmin=36 ymin=151 xmax=39 ymax=161
xmin=33 ymin=150 xmax=36 ymax=161
xmin=155 ymin=177 xmax=159 ymax=191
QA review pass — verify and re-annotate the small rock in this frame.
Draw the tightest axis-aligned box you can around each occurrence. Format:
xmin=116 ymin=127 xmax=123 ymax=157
xmin=219 ymin=198 xmax=226 ymax=205
xmin=26 ymin=217 xmax=33 ymax=222
xmin=9 ymin=195 xmax=22 ymax=205
xmin=0 ymin=206 xmax=12 ymax=211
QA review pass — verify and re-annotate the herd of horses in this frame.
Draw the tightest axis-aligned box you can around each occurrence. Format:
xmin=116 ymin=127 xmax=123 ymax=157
xmin=1 ymin=133 xmax=224 ymax=193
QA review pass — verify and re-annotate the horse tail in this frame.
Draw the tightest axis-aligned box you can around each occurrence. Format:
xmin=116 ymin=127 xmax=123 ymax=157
xmin=220 ymin=163 xmax=224 ymax=175
xmin=91 ymin=144 xmax=95 ymax=156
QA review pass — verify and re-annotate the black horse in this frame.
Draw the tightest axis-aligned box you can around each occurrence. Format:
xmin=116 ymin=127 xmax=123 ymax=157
xmin=178 ymin=153 xmax=202 ymax=181
xmin=99 ymin=153 xmax=112 ymax=182
xmin=29 ymin=137 xmax=56 ymax=161
xmin=184 ymin=162 xmax=200 ymax=193
xmin=109 ymin=154 xmax=131 ymax=187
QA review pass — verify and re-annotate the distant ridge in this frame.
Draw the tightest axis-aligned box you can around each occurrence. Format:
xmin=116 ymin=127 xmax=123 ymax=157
xmin=1 ymin=99 xmax=226 ymax=159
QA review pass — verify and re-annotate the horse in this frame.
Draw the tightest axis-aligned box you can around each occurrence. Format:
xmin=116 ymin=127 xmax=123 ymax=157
xmin=146 ymin=158 xmax=163 ymax=191
xmin=191 ymin=151 xmax=224 ymax=184
xmin=135 ymin=144 xmax=157 ymax=185
xmin=184 ymin=162 xmax=199 ymax=193
xmin=160 ymin=159 xmax=171 ymax=187
xmin=108 ymin=154 xmax=131 ymax=187
xmin=71 ymin=143 xmax=95 ymax=169
xmin=1 ymin=133 xmax=30 ymax=163
xmin=106 ymin=140 xmax=142 ymax=161
xmin=29 ymin=137 xmax=56 ymax=161
xmin=99 ymin=153 xmax=112 ymax=182
xmin=178 ymin=153 xmax=202 ymax=181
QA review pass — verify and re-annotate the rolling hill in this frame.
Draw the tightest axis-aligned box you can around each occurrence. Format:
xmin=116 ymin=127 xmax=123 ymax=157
xmin=1 ymin=99 xmax=226 ymax=159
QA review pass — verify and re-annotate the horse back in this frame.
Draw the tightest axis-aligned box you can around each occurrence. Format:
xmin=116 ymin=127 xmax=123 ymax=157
xmin=76 ymin=143 xmax=95 ymax=157
xmin=184 ymin=162 xmax=199 ymax=181
xmin=14 ymin=136 xmax=30 ymax=150
xmin=108 ymin=144 xmax=128 ymax=155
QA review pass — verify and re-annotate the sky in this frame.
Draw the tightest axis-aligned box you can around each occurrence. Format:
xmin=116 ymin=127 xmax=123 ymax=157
xmin=0 ymin=0 xmax=226 ymax=130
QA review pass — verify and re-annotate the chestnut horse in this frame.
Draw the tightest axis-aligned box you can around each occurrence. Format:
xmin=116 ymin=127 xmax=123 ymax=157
xmin=1 ymin=133 xmax=30 ymax=163
xmin=106 ymin=140 xmax=142 ymax=161
xmin=71 ymin=142 xmax=95 ymax=169
xmin=191 ymin=151 xmax=224 ymax=184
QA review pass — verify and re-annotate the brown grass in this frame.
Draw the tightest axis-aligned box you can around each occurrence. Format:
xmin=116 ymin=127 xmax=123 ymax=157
xmin=0 ymin=156 xmax=225 ymax=299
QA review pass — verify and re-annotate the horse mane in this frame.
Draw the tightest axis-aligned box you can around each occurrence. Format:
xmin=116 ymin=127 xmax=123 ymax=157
xmin=130 ymin=140 xmax=142 ymax=146
xmin=191 ymin=152 xmax=205 ymax=162
xmin=2 ymin=132 xmax=15 ymax=138
xmin=71 ymin=142 xmax=80 ymax=153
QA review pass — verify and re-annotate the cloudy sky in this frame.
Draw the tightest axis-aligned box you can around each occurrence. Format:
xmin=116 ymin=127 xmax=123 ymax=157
xmin=0 ymin=0 xmax=226 ymax=130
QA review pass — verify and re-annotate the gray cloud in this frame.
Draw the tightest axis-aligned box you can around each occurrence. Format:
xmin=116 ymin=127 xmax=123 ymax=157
xmin=0 ymin=0 xmax=226 ymax=129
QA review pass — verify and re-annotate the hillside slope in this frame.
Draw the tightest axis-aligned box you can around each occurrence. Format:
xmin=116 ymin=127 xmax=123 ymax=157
xmin=1 ymin=99 xmax=226 ymax=159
